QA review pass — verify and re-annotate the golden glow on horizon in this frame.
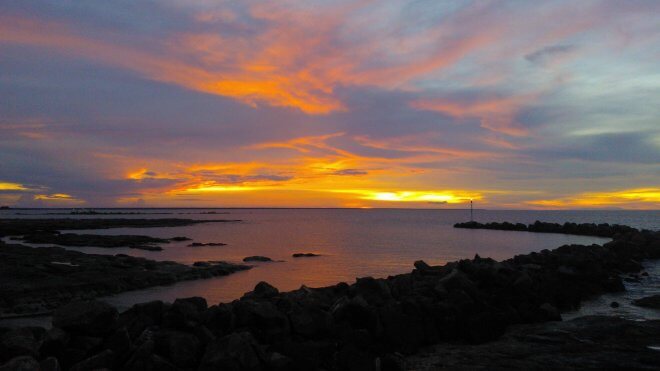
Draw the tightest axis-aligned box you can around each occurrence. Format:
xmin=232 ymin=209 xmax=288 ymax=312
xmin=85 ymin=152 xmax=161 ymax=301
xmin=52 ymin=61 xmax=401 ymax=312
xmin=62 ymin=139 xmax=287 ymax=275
xmin=528 ymin=188 xmax=660 ymax=209
xmin=328 ymin=189 xmax=482 ymax=203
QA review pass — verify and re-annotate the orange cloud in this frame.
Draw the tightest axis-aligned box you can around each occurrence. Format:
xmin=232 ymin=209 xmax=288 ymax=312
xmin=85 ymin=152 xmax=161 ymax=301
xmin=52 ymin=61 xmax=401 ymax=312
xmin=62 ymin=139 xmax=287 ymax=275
xmin=411 ymin=94 xmax=537 ymax=136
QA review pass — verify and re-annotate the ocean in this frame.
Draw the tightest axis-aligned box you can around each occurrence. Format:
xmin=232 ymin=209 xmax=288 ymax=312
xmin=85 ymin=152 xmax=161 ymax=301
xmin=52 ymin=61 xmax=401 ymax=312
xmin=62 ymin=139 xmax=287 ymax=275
xmin=1 ymin=208 xmax=658 ymax=319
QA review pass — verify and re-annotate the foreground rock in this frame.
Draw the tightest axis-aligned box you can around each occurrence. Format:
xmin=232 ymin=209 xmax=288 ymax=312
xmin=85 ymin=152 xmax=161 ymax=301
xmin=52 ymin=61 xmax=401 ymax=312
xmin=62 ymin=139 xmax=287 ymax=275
xmin=633 ymin=294 xmax=660 ymax=309
xmin=1 ymin=221 xmax=658 ymax=370
xmin=0 ymin=242 xmax=250 ymax=317
xmin=406 ymin=316 xmax=660 ymax=370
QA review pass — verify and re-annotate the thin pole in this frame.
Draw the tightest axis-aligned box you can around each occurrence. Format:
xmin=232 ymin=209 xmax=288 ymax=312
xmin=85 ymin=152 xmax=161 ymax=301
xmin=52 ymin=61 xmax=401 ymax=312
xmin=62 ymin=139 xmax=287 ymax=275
xmin=470 ymin=199 xmax=473 ymax=221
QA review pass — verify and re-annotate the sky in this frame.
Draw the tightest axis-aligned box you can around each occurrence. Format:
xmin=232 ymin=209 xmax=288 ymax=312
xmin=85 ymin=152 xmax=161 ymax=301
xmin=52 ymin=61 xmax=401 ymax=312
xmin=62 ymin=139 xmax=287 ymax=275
xmin=0 ymin=0 xmax=659 ymax=209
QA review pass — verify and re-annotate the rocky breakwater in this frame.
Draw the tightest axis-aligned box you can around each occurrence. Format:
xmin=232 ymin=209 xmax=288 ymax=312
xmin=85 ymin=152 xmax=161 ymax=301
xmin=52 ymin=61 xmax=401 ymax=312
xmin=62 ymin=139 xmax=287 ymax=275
xmin=2 ymin=221 xmax=658 ymax=370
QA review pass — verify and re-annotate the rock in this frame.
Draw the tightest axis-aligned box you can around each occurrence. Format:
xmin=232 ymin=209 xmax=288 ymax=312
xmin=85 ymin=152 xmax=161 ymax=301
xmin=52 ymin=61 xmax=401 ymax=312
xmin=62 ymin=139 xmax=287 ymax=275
xmin=379 ymin=353 xmax=406 ymax=371
xmin=62 ymin=336 xmax=103 ymax=367
xmin=204 ymin=304 xmax=235 ymax=337
xmin=0 ymin=328 xmax=39 ymax=361
xmin=414 ymin=260 xmax=431 ymax=271
xmin=162 ymin=297 xmax=207 ymax=330
xmin=154 ymin=330 xmax=201 ymax=369
xmin=233 ymin=300 xmax=290 ymax=342
xmin=169 ymin=236 xmax=191 ymax=241
xmin=198 ymin=332 xmax=262 ymax=371
xmin=117 ymin=300 xmax=165 ymax=339
xmin=632 ymin=294 xmax=660 ymax=309
xmin=292 ymin=253 xmax=321 ymax=258
xmin=243 ymin=256 xmax=274 ymax=262
xmin=0 ymin=356 xmax=40 ymax=371
xmin=188 ymin=242 xmax=227 ymax=247
xmin=539 ymin=303 xmax=561 ymax=321
xmin=39 ymin=328 xmax=70 ymax=358
xmin=288 ymin=304 xmax=332 ymax=338
xmin=69 ymin=349 xmax=115 ymax=371
xmin=243 ymin=281 xmax=279 ymax=299
xmin=52 ymin=300 xmax=118 ymax=336
xmin=39 ymin=357 xmax=61 ymax=371
xmin=103 ymin=327 xmax=131 ymax=357
xmin=353 ymin=277 xmax=392 ymax=305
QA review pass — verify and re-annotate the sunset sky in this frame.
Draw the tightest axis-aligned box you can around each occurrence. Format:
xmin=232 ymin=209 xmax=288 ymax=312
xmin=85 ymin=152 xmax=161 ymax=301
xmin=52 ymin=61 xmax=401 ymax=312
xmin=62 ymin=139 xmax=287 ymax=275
xmin=1 ymin=0 xmax=659 ymax=209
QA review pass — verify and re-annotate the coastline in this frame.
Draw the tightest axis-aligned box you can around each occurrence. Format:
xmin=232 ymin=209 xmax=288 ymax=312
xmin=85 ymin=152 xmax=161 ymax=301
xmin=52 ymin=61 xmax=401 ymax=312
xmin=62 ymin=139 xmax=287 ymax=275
xmin=0 ymin=220 xmax=658 ymax=370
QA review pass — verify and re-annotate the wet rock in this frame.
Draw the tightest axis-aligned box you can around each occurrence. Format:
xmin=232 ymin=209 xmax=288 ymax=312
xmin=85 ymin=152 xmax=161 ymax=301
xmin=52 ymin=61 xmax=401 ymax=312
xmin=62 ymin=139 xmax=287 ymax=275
xmin=198 ymin=332 xmax=262 ymax=371
xmin=0 ymin=356 xmax=40 ymax=371
xmin=52 ymin=300 xmax=118 ymax=336
xmin=243 ymin=256 xmax=274 ymax=262
xmin=632 ymin=294 xmax=660 ymax=309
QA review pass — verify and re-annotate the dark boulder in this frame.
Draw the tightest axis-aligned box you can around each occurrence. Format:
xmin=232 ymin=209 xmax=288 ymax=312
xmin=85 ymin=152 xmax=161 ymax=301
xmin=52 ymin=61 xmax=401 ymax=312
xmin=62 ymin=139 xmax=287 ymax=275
xmin=117 ymin=300 xmax=165 ymax=339
xmin=352 ymin=277 xmax=392 ymax=306
xmin=288 ymin=303 xmax=332 ymax=338
xmin=243 ymin=281 xmax=279 ymax=299
xmin=198 ymin=332 xmax=263 ymax=371
xmin=52 ymin=300 xmax=118 ymax=336
xmin=39 ymin=328 xmax=70 ymax=358
xmin=233 ymin=300 xmax=289 ymax=342
xmin=162 ymin=297 xmax=207 ymax=330
xmin=154 ymin=330 xmax=201 ymax=369
xmin=204 ymin=303 xmax=235 ymax=337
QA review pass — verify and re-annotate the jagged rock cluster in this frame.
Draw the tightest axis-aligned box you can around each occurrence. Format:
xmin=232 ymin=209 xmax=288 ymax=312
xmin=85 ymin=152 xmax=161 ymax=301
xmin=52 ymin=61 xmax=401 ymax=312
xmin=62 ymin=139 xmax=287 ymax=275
xmin=1 ymin=222 xmax=659 ymax=370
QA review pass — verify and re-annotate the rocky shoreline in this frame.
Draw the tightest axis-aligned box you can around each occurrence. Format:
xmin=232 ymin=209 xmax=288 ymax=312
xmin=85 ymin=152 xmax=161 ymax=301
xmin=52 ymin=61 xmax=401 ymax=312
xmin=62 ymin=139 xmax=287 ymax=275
xmin=0 ymin=220 xmax=658 ymax=370
xmin=0 ymin=218 xmax=249 ymax=318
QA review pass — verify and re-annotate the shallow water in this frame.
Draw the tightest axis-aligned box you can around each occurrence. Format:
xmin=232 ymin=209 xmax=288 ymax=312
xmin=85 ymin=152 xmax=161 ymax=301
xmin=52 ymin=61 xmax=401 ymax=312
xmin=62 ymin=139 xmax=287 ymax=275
xmin=1 ymin=208 xmax=658 ymax=319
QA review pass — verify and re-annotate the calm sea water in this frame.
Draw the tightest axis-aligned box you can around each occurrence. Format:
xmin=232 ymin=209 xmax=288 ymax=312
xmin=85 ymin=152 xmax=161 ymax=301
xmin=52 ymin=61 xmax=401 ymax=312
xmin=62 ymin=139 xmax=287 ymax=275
xmin=1 ymin=208 xmax=658 ymax=316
